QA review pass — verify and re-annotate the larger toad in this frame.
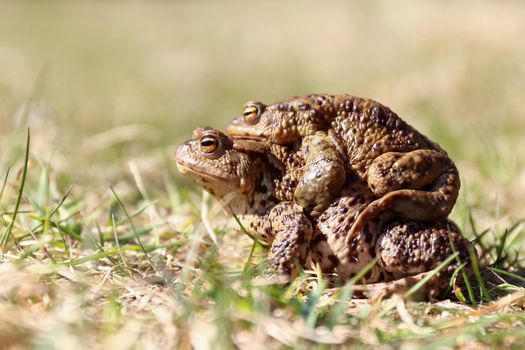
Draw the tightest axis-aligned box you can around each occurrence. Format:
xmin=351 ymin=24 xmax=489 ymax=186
xmin=175 ymin=127 xmax=471 ymax=298
xmin=227 ymin=94 xmax=460 ymax=238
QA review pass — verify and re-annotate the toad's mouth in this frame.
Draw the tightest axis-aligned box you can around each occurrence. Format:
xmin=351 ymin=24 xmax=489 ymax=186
xmin=230 ymin=138 xmax=268 ymax=153
xmin=176 ymin=162 xmax=235 ymax=186
xmin=230 ymin=135 xmax=266 ymax=141
xmin=226 ymin=116 xmax=267 ymax=141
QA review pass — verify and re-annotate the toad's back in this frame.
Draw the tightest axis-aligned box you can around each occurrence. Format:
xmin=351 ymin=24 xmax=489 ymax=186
xmin=304 ymin=94 xmax=439 ymax=177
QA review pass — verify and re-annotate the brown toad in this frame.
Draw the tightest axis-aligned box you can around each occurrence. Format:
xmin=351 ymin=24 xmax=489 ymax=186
xmin=227 ymin=94 xmax=460 ymax=237
xmin=175 ymin=127 xmax=471 ymax=298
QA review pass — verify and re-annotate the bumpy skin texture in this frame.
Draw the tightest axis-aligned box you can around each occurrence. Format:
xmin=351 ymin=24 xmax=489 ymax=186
xmin=308 ymin=179 xmax=471 ymax=287
xmin=175 ymin=127 xmax=472 ymax=299
xmin=227 ymin=94 xmax=460 ymax=231
xmin=377 ymin=220 xmax=469 ymax=275
xmin=175 ymin=127 xmax=312 ymax=276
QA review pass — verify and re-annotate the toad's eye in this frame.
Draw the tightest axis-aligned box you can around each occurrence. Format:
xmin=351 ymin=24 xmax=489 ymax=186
xmin=242 ymin=102 xmax=264 ymax=124
xmin=199 ymin=134 xmax=220 ymax=155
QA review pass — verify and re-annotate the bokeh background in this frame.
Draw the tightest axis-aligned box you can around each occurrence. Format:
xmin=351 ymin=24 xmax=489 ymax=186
xmin=0 ymin=0 xmax=524 ymax=223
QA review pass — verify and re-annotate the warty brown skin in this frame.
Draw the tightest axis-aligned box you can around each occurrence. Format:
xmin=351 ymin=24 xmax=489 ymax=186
xmin=175 ymin=127 xmax=313 ymax=278
xmin=227 ymin=94 xmax=460 ymax=237
xmin=175 ymin=127 xmax=472 ymax=298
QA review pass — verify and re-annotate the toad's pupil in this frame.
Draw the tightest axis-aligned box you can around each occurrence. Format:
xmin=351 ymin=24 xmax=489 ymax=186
xmin=201 ymin=139 xmax=215 ymax=147
xmin=200 ymin=137 xmax=219 ymax=153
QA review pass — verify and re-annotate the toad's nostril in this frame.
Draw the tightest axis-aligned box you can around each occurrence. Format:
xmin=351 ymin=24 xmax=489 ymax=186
xmin=174 ymin=142 xmax=190 ymax=162
xmin=230 ymin=116 xmax=243 ymax=125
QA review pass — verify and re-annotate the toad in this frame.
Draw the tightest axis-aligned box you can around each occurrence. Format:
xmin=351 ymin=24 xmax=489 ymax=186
xmin=227 ymin=94 xmax=460 ymax=239
xmin=175 ymin=127 xmax=471 ymax=298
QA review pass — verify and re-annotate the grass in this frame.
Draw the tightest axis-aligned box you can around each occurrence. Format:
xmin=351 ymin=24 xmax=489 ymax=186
xmin=1 ymin=0 xmax=525 ymax=348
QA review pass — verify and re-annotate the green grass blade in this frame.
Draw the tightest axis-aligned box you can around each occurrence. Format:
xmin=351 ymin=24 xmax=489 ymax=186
xmin=488 ymin=267 xmax=525 ymax=284
xmin=493 ymin=228 xmax=510 ymax=267
xmin=1 ymin=128 xmax=30 ymax=252
xmin=111 ymin=213 xmax=128 ymax=267
xmin=31 ymin=217 xmax=82 ymax=241
xmin=101 ymin=226 xmax=153 ymax=243
xmin=61 ymin=243 xmax=180 ymax=266
xmin=47 ymin=185 xmax=72 ymax=220
xmin=469 ymin=245 xmax=492 ymax=301
xmin=303 ymin=265 xmax=327 ymax=328
xmin=230 ymin=207 xmax=263 ymax=245
xmin=449 ymin=233 xmax=476 ymax=305
xmin=0 ymin=167 xmax=10 ymax=203
xmin=404 ymin=251 xmax=459 ymax=298
xmin=349 ymin=257 xmax=379 ymax=285
xmin=110 ymin=186 xmax=154 ymax=268
xmin=327 ymin=280 xmax=355 ymax=329
xmin=243 ymin=239 xmax=258 ymax=276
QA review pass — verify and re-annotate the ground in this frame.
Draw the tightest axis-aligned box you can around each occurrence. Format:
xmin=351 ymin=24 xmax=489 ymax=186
xmin=0 ymin=1 xmax=525 ymax=349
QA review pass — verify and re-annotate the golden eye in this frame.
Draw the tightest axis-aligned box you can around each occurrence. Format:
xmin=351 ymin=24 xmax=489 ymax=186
xmin=242 ymin=102 xmax=264 ymax=124
xmin=199 ymin=134 xmax=220 ymax=155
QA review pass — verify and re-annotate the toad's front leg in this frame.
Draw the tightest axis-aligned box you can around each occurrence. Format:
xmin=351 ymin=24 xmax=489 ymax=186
xmin=266 ymin=202 xmax=313 ymax=280
xmin=294 ymin=133 xmax=346 ymax=218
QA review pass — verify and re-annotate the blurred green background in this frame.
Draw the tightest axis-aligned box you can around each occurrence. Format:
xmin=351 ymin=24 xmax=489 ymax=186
xmin=0 ymin=0 xmax=523 ymax=220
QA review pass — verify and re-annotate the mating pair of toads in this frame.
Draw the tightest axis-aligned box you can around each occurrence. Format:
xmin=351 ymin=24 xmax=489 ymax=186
xmin=175 ymin=94 xmax=473 ymax=300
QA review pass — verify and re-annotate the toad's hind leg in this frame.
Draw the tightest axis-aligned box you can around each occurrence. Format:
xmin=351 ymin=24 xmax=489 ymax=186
xmin=367 ymin=150 xmax=459 ymax=200
xmin=350 ymin=149 xmax=460 ymax=238
xmin=375 ymin=219 xmax=473 ymax=299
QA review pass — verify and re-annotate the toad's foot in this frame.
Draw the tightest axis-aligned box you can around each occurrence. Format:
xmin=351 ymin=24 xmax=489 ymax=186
xmin=253 ymin=273 xmax=292 ymax=286
xmin=350 ymin=271 xmax=449 ymax=301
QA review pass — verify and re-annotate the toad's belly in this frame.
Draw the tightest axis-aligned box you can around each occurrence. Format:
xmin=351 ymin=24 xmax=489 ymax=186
xmin=307 ymin=191 xmax=386 ymax=283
